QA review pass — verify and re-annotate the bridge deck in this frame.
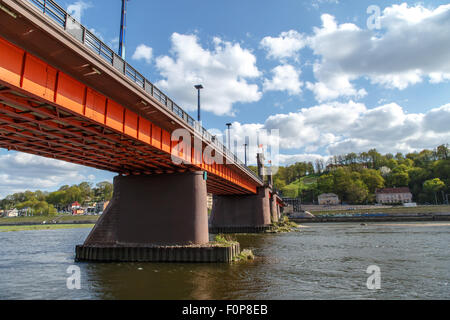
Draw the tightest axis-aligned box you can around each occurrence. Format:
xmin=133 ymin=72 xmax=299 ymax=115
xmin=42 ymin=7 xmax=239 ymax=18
xmin=0 ymin=0 xmax=263 ymax=195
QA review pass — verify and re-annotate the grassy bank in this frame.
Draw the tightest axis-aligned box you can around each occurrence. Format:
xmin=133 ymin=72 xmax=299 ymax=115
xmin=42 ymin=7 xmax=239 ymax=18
xmin=269 ymin=216 xmax=300 ymax=233
xmin=311 ymin=205 xmax=450 ymax=216
xmin=0 ymin=224 xmax=95 ymax=232
xmin=213 ymin=234 xmax=255 ymax=262
xmin=0 ymin=214 xmax=99 ymax=226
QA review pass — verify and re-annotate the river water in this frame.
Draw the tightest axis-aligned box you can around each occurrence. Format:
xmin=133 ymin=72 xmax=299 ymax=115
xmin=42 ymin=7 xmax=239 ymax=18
xmin=0 ymin=222 xmax=449 ymax=300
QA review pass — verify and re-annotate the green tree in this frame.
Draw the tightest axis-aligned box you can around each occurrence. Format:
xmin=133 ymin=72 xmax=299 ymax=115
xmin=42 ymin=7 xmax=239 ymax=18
xmin=423 ymin=178 xmax=446 ymax=204
xmin=386 ymin=164 xmax=410 ymax=187
xmin=317 ymin=174 xmax=334 ymax=194
xmin=78 ymin=182 xmax=93 ymax=205
xmin=436 ymin=144 xmax=449 ymax=160
xmin=281 ymin=184 xmax=299 ymax=198
xmin=345 ymin=179 xmax=369 ymax=204
xmin=94 ymin=181 xmax=113 ymax=202
xmin=361 ymin=169 xmax=385 ymax=194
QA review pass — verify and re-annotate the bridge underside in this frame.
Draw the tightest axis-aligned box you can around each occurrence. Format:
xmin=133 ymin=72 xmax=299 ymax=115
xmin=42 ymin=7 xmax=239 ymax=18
xmin=0 ymin=83 xmax=249 ymax=196
xmin=0 ymin=34 xmax=259 ymax=195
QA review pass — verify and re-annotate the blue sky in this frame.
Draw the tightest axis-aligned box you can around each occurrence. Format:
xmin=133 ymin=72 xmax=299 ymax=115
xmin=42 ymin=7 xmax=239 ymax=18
xmin=1 ymin=0 xmax=450 ymax=197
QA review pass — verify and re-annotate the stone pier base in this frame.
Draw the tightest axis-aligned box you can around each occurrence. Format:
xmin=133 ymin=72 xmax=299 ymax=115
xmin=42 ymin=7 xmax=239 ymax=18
xmin=76 ymin=243 xmax=240 ymax=263
xmin=76 ymin=172 xmax=240 ymax=262
xmin=209 ymin=187 xmax=272 ymax=234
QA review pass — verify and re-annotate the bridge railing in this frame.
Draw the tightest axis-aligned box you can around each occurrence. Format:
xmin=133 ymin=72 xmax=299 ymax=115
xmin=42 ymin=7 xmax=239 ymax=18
xmin=27 ymin=0 xmax=262 ymax=184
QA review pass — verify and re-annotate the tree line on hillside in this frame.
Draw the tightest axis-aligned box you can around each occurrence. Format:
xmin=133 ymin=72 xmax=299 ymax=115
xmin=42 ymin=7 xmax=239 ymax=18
xmin=0 ymin=181 xmax=113 ymax=216
xmin=1 ymin=145 xmax=448 ymax=214
xmin=253 ymin=145 xmax=449 ymax=205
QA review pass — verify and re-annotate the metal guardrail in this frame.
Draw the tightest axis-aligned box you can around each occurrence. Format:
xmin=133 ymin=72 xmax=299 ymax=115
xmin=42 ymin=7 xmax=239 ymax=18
xmin=27 ymin=0 xmax=262 ymax=184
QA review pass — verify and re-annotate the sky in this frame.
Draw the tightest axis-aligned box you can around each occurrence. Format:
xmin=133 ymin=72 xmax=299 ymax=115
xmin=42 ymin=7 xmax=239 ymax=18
xmin=1 ymin=0 xmax=450 ymax=198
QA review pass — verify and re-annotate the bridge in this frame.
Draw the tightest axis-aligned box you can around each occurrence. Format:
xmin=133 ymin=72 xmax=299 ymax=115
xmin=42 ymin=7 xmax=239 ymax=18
xmin=0 ymin=0 xmax=283 ymax=261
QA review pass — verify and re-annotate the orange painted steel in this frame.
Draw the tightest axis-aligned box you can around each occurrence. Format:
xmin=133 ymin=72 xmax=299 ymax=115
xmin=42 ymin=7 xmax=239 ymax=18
xmin=0 ymin=36 xmax=257 ymax=195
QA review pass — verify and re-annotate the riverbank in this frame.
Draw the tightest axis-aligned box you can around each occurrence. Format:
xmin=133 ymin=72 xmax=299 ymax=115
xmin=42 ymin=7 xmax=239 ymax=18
xmin=0 ymin=215 xmax=99 ymax=226
xmin=3 ymin=210 xmax=450 ymax=227
xmin=292 ymin=213 xmax=450 ymax=223
xmin=305 ymin=204 xmax=450 ymax=215
xmin=0 ymin=224 xmax=95 ymax=232
xmin=289 ymin=205 xmax=450 ymax=223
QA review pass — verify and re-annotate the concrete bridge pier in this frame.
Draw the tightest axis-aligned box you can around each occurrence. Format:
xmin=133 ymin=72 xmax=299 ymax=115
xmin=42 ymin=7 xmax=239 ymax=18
xmin=209 ymin=187 xmax=273 ymax=233
xmin=76 ymin=172 xmax=239 ymax=262
xmin=270 ymin=194 xmax=279 ymax=223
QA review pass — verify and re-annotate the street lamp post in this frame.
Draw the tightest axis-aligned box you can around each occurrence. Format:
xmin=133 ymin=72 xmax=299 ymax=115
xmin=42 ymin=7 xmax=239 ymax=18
xmin=244 ymin=143 xmax=248 ymax=166
xmin=194 ymin=84 xmax=203 ymax=122
xmin=118 ymin=0 xmax=128 ymax=60
xmin=226 ymin=123 xmax=232 ymax=150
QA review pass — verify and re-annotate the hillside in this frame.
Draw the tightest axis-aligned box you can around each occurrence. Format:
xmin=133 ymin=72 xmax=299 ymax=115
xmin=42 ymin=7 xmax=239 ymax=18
xmin=273 ymin=145 xmax=449 ymax=205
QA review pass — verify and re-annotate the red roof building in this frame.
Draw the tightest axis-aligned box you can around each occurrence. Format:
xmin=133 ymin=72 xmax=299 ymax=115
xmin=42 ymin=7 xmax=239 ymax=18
xmin=375 ymin=188 xmax=412 ymax=204
xmin=71 ymin=201 xmax=81 ymax=208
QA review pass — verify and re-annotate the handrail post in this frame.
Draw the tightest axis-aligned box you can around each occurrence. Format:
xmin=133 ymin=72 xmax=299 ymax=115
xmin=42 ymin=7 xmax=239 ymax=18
xmin=81 ymin=26 xmax=85 ymax=44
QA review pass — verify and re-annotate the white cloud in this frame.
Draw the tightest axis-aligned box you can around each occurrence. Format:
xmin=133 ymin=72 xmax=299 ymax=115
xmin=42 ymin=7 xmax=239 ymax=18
xmin=260 ymin=30 xmax=306 ymax=61
xmin=423 ymin=103 xmax=450 ymax=133
xmin=155 ymin=33 xmax=261 ymax=116
xmin=67 ymin=1 xmax=92 ymax=22
xmin=0 ymin=153 xmax=94 ymax=199
xmin=276 ymin=153 xmax=330 ymax=166
xmin=263 ymin=64 xmax=303 ymax=95
xmin=132 ymin=44 xmax=153 ymax=64
xmin=109 ymin=37 xmax=119 ymax=51
xmin=227 ymin=100 xmax=450 ymax=163
xmin=304 ymin=4 xmax=450 ymax=101
xmin=311 ymin=0 xmax=339 ymax=10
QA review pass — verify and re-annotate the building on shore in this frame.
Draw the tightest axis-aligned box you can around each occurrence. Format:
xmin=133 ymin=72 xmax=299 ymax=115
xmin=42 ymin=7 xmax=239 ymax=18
xmin=70 ymin=201 xmax=83 ymax=215
xmin=2 ymin=208 xmax=19 ymax=217
xmin=375 ymin=187 xmax=413 ymax=204
xmin=318 ymin=193 xmax=340 ymax=205
xmin=95 ymin=201 xmax=109 ymax=214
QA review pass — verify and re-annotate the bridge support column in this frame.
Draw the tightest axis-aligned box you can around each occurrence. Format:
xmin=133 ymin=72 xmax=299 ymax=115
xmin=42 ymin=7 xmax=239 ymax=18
xmin=277 ymin=201 xmax=282 ymax=220
xmin=270 ymin=195 xmax=279 ymax=223
xmin=76 ymin=172 xmax=240 ymax=262
xmin=209 ymin=187 xmax=272 ymax=233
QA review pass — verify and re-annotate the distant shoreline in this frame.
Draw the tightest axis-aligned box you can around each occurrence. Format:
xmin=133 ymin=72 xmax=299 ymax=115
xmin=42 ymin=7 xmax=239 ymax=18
xmin=0 ymin=220 xmax=97 ymax=227
xmin=292 ymin=213 xmax=450 ymax=223
xmin=0 ymin=215 xmax=99 ymax=227
xmin=2 ymin=212 xmax=450 ymax=227
xmin=0 ymin=223 xmax=95 ymax=232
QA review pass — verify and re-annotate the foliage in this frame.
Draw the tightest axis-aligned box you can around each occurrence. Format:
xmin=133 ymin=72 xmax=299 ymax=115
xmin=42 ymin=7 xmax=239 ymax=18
xmin=214 ymin=234 xmax=238 ymax=247
xmin=0 ymin=181 xmax=113 ymax=215
xmin=273 ymin=145 xmax=449 ymax=205
xmin=270 ymin=216 xmax=299 ymax=233
xmin=234 ymin=249 xmax=255 ymax=262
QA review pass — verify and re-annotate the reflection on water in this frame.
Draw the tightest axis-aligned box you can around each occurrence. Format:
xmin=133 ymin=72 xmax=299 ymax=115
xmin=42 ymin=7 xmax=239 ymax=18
xmin=0 ymin=222 xmax=449 ymax=300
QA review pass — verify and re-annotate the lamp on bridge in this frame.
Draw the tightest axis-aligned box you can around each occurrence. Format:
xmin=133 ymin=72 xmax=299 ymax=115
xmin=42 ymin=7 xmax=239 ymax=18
xmin=244 ymin=143 xmax=248 ymax=166
xmin=226 ymin=123 xmax=232 ymax=150
xmin=118 ymin=0 xmax=129 ymax=60
xmin=194 ymin=84 xmax=203 ymax=123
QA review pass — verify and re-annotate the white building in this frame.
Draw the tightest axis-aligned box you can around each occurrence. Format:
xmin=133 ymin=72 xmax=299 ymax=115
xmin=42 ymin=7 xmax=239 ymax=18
xmin=4 ymin=209 xmax=19 ymax=217
xmin=376 ymin=188 xmax=413 ymax=204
